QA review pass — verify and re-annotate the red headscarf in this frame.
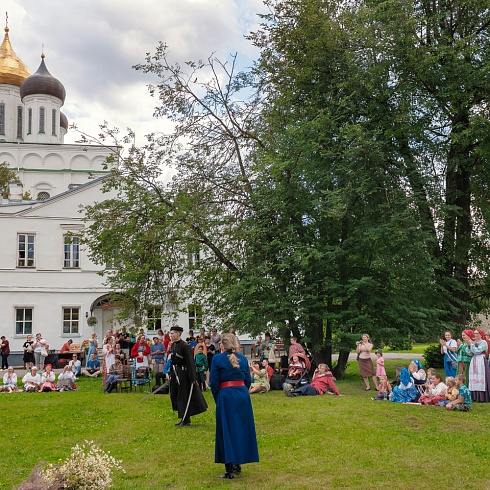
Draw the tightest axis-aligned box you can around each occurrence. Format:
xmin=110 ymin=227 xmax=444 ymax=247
xmin=475 ymin=328 xmax=490 ymax=352
xmin=463 ymin=329 xmax=475 ymax=340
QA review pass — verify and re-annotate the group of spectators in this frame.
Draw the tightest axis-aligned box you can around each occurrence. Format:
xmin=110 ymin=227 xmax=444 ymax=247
xmin=6 ymin=325 xmax=489 ymax=413
xmin=20 ymin=333 xmax=49 ymax=370
xmin=358 ymin=327 xmax=490 ymax=412
xmin=0 ymin=356 xmax=82 ymax=393
xmin=372 ymin=361 xmax=472 ymax=411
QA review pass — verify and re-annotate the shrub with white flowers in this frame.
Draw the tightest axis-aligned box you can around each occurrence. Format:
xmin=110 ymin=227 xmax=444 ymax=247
xmin=42 ymin=440 xmax=124 ymax=490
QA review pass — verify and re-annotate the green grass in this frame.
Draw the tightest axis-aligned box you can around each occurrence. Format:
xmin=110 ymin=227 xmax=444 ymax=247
xmin=384 ymin=343 xmax=430 ymax=354
xmin=3 ymin=361 xmax=490 ymax=490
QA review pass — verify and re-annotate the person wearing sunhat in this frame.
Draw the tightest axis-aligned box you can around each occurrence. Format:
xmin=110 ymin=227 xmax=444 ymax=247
xmin=168 ymin=326 xmax=207 ymax=426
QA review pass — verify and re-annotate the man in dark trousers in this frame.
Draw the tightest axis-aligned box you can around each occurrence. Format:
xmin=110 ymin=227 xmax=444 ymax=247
xmin=169 ymin=326 xmax=207 ymax=426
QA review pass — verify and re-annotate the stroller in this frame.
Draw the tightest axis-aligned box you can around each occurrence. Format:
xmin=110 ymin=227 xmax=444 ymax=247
xmin=282 ymin=353 xmax=311 ymax=391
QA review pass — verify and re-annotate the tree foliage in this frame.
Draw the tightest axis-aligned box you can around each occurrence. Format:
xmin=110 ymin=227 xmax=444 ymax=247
xmin=0 ymin=162 xmax=19 ymax=198
xmin=82 ymin=0 xmax=490 ymax=375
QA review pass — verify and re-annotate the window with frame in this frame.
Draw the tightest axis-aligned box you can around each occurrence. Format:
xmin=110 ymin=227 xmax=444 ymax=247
xmin=16 ymin=307 xmax=33 ymax=335
xmin=17 ymin=106 xmax=23 ymax=138
xmin=39 ymin=106 xmax=45 ymax=133
xmin=188 ymin=304 xmax=202 ymax=331
xmin=36 ymin=191 xmax=50 ymax=200
xmin=51 ymin=109 xmax=56 ymax=136
xmin=63 ymin=235 xmax=80 ymax=268
xmin=28 ymin=108 xmax=32 ymax=134
xmin=105 ymin=250 xmax=120 ymax=270
xmin=63 ymin=307 xmax=80 ymax=334
xmin=0 ymin=103 xmax=5 ymax=135
xmin=18 ymin=234 xmax=35 ymax=267
xmin=147 ymin=306 xmax=162 ymax=331
xmin=187 ymin=245 xmax=200 ymax=267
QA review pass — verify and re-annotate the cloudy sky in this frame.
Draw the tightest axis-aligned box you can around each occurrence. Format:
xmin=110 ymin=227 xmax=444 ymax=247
xmin=4 ymin=0 xmax=266 ymax=145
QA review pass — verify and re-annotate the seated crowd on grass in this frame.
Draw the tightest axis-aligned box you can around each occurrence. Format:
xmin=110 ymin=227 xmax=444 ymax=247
xmin=1 ymin=326 xmax=489 ymax=414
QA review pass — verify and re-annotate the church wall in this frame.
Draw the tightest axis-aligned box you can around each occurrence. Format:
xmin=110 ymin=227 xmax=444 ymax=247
xmin=0 ymin=85 xmax=22 ymax=142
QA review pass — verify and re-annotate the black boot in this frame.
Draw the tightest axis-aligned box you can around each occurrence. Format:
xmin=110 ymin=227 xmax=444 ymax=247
xmin=219 ymin=463 xmax=234 ymax=479
xmin=232 ymin=464 xmax=241 ymax=474
xmin=175 ymin=418 xmax=191 ymax=427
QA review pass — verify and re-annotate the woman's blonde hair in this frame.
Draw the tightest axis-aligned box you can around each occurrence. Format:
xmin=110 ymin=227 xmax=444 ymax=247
xmin=221 ymin=333 xmax=240 ymax=368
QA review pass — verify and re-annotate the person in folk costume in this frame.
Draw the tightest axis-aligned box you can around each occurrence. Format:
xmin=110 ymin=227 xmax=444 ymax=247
xmin=468 ymin=328 xmax=490 ymax=403
xmin=210 ymin=333 xmax=259 ymax=479
xmin=456 ymin=329 xmax=475 ymax=380
xmin=168 ymin=326 xmax=207 ymax=426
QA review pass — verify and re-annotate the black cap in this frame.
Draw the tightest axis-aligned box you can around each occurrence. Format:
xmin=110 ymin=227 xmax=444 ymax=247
xmin=170 ymin=326 xmax=183 ymax=332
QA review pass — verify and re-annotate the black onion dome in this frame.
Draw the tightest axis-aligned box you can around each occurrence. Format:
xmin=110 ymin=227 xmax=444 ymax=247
xmin=20 ymin=54 xmax=66 ymax=104
xmin=60 ymin=112 xmax=68 ymax=131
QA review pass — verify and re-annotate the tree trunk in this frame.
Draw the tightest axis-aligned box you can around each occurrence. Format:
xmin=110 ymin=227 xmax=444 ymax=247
xmin=332 ymin=349 xmax=350 ymax=379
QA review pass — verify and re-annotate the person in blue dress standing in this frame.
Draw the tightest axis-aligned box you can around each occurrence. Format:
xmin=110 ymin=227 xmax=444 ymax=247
xmin=210 ymin=333 xmax=259 ymax=479
xmin=440 ymin=330 xmax=457 ymax=377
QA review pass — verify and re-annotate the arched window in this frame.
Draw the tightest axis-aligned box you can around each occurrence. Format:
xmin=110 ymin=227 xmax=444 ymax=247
xmin=39 ymin=106 xmax=45 ymax=133
xmin=17 ymin=106 xmax=23 ymax=138
xmin=36 ymin=191 xmax=50 ymax=200
xmin=51 ymin=109 xmax=56 ymax=136
xmin=28 ymin=108 xmax=32 ymax=134
xmin=0 ymin=103 xmax=5 ymax=135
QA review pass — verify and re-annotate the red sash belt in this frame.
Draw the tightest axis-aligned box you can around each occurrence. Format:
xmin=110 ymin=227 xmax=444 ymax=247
xmin=219 ymin=380 xmax=245 ymax=388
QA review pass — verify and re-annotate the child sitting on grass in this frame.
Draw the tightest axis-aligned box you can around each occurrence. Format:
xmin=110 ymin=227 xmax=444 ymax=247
xmin=371 ymin=377 xmax=392 ymax=400
xmin=437 ymin=376 xmax=459 ymax=406
xmin=418 ymin=373 xmax=446 ymax=405
xmin=446 ymin=374 xmax=471 ymax=411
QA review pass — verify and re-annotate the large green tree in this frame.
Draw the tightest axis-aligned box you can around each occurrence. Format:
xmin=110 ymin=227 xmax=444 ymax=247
xmin=244 ymin=0 xmax=490 ymax=372
xmin=82 ymin=0 xmax=490 ymax=375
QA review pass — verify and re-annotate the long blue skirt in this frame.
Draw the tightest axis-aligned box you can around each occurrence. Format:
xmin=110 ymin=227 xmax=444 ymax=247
xmin=215 ymin=386 xmax=259 ymax=465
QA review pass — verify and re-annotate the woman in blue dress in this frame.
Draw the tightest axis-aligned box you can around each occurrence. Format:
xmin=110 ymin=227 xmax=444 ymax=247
xmin=210 ymin=333 xmax=259 ymax=479
xmin=390 ymin=367 xmax=419 ymax=403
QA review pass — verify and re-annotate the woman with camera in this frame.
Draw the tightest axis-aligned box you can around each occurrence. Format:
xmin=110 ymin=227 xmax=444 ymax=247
xmin=356 ymin=334 xmax=377 ymax=391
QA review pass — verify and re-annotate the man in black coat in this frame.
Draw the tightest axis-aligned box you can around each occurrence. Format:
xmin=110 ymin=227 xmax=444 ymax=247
xmin=169 ymin=326 xmax=208 ymax=426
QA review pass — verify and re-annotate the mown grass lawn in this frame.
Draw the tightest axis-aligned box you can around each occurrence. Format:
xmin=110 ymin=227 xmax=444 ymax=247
xmin=383 ymin=343 xmax=430 ymax=354
xmin=3 ymin=359 xmax=490 ymax=490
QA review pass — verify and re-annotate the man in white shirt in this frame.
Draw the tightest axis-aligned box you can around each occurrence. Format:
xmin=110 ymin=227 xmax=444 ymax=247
xmin=68 ymin=354 xmax=81 ymax=377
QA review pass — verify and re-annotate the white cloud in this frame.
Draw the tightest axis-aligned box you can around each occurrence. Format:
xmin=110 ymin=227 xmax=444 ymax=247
xmin=4 ymin=0 xmax=265 ymax=145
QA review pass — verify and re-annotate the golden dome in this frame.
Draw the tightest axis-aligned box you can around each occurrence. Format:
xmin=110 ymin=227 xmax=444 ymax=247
xmin=0 ymin=26 xmax=31 ymax=86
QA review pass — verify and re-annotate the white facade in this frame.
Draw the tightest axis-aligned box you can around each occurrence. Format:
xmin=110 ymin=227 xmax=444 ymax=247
xmin=0 ymin=25 xmax=120 ymax=351
xmin=0 ymin=25 xmax=196 ymax=351
xmin=0 ymin=180 xmax=116 ymax=349
xmin=0 ymin=143 xmax=112 ymax=200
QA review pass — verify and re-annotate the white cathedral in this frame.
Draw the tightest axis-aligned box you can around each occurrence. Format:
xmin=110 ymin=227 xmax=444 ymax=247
xmin=0 ymin=23 xmax=191 ymax=355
